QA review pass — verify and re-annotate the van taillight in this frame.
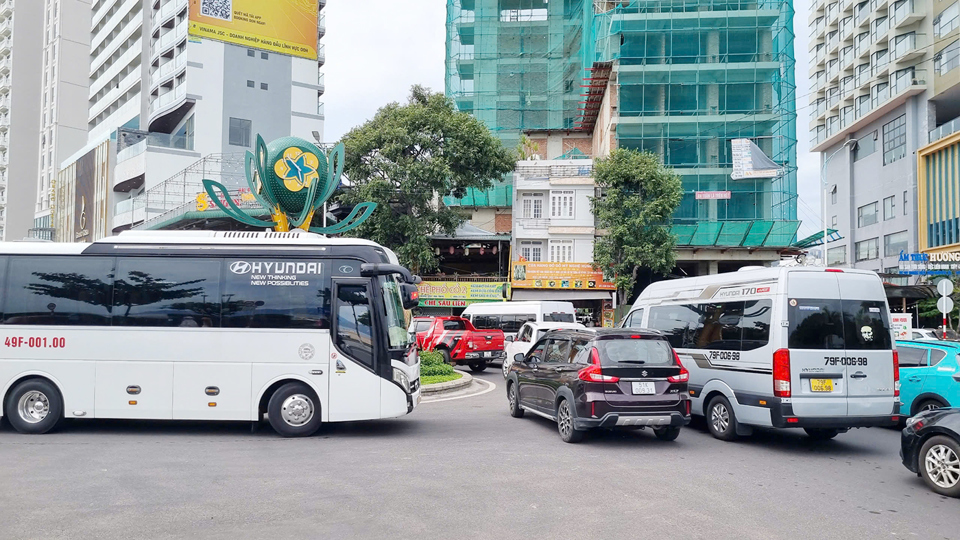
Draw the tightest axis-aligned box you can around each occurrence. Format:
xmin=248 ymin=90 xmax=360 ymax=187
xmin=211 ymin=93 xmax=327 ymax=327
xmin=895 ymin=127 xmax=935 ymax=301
xmin=668 ymin=350 xmax=689 ymax=383
xmin=578 ymin=348 xmax=620 ymax=383
xmin=773 ymin=349 xmax=791 ymax=398
xmin=893 ymin=350 xmax=900 ymax=397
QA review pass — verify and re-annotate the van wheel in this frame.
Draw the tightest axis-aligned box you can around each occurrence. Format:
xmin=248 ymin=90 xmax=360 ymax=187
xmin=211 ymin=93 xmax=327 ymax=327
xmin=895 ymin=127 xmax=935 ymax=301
xmin=507 ymin=382 xmax=524 ymax=418
xmin=915 ymin=399 xmax=945 ymax=415
xmin=469 ymin=361 xmax=487 ymax=373
xmin=654 ymin=426 xmax=682 ymax=441
xmin=267 ymin=382 xmax=322 ymax=438
xmin=919 ymin=436 xmax=960 ymax=497
xmin=4 ymin=379 xmax=63 ymax=435
xmin=804 ymin=428 xmax=840 ymax=440
xmin=706 ymin=396 xmax=740 ymax=441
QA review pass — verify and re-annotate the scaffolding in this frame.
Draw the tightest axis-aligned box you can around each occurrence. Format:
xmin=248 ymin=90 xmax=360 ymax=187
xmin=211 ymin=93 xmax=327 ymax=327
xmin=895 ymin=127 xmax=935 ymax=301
xmin=445 ymin=0 xmax=799 ymax=244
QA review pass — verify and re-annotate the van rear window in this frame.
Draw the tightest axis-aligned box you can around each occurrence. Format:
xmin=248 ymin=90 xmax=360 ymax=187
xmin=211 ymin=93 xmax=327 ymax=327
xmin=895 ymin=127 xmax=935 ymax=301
xmin=544 ymin=312 xmax=574 ymax=323
xmin=788 ymin=299 xmax=891 ymax=350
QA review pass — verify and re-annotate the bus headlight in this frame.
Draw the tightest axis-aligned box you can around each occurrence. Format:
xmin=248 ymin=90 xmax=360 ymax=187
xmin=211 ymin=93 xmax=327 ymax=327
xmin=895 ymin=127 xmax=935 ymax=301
xmin=393 ymin=368 xmax=411 ymax=393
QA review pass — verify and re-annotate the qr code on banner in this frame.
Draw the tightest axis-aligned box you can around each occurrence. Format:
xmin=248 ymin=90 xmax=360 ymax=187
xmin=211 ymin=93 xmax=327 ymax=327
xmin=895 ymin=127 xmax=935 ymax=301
xmin=200 ymin=0 xmax=232 ymax=21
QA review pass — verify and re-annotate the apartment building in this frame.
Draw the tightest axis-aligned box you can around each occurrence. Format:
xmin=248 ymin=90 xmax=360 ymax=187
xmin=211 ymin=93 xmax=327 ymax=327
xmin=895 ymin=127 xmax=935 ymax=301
xmin=32 ymin=0 xmax=93 ymax=240
xmin=0 ymin=0 xmax=43 ymax=240
xmin=808 ymin=0 xmax=959 ymax=280
xmin=55 ymin=0 xmax=326 ymax=241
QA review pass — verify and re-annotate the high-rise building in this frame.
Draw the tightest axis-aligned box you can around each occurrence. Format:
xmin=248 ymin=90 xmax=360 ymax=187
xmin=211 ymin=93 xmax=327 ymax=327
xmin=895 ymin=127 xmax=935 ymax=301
xmin=809 ymin=0 xmax=960 ymax=279
xmin=446 ymin=0 xmax=799 ymax=276
xmin=32 ymin=0 xmax=93 ymax=240
xmin=54 ymin=0 xmax=326 ymax=241
xmin=0 ymin=0 xmax=44 ymax=241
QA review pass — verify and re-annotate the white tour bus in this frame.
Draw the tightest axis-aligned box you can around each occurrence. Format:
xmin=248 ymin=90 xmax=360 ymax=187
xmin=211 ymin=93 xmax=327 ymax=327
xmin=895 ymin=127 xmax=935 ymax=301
xmin=0 ymin=231 xmax=422 ymax=437
xmin=622 ymin=267 xmax=900 ymax=441
xmin=462 ymin=300 xmax=576 ymax=338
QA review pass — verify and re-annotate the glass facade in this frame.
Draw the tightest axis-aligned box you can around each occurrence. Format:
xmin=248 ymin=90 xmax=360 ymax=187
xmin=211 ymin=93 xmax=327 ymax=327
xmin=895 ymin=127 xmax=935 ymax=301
xmin=445 ymin=0 xmax=798 ymax=244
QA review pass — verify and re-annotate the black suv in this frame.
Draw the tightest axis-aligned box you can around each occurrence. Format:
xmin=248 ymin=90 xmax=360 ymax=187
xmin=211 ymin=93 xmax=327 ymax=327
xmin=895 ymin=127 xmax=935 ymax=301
xmin=505 ymin=328 xmax=691 ymax=443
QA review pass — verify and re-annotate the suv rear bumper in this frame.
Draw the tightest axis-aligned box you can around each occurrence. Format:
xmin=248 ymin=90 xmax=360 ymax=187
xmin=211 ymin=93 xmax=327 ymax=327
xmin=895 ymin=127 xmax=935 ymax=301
xmin=463 ymin=351 xmax=505 ymax=360
xmin=770 ymin=401 xmax=899 ymax=428
xmin=575 ymin=411 xmax=690 ymax=430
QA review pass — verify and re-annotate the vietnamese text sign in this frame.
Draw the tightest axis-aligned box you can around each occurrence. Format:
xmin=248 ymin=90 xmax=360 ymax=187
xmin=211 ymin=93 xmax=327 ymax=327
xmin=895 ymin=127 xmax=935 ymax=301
xmin=890 ymin=313 xmax=913 ymax=340
xmin=189 ymin=0 xmax=319 ymax=60
xmin=417 ymin=281 xmax=507 ymax=307
xmin=695 ymin=191 xmax=731 ymax=200
xmin=511 ymin=262 xmax=616 ymax=290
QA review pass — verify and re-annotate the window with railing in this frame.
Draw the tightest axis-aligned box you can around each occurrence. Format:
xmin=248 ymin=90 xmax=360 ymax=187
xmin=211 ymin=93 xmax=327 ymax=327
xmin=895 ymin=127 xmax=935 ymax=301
xmin=891 ymin=67 xmax=916 ymax=93
xmin=855 ymin=31 xmax=870 ymax=56
xmin=856 ymin=94 xmax=872 ymax=117
xmin=855 ymin=1 xmax=870 ymax=24
xmin=935 ymin=40 xmax=960 ymax=75
xmin=934 ymin=2 xmax=959 ymax=37
xmin=840 ymin=104 xmax=855 ymax=127
xmin=841 ymin=45 xmax=854 ymax=66
xmin=871 ymin=81 xmax=890 ymax=107
xmin=855 ymin=63 xmax=871 ymax=86
xmin=841 ymin=75 xmax=855 ymax=95
xmin=891 ymin=32 xmax=916 ymax=60
xmin=827 ymin=86 xmax=840 ymax=107
xmin=872 ymin=16 xmax=889 ymax=41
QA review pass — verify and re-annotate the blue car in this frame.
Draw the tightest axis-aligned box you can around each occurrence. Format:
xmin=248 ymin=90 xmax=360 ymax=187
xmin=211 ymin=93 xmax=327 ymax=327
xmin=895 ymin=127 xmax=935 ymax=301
xmin=895 ymin=340 xmax=960 ymax=416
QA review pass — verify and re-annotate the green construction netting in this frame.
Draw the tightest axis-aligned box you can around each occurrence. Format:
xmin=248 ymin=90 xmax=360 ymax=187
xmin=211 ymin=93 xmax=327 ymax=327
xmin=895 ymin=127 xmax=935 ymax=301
xmin=742 ymin=220 xmax=775 ymax=246
xmin=716 ymin=221 xmax=752 ymax=246
xmin=670 ymin=224 xmax=698 ymax=245
xmin=443 ymin=180 xmax=513 ymax=207
xmin=690 ymin=222 xmax=724 ymax=246
xmin=766 ymin=220 xmax=802 ymax=246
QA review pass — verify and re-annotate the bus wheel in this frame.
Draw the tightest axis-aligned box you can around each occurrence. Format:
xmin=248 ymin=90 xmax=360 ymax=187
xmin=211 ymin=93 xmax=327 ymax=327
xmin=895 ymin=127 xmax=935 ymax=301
xmin=4 ymin=379 xmax=63 ymax=435
xmin=469 ymin=361 xmax=487 ymax=373
xmin=267 ymin=382 xmax=322 ymax=438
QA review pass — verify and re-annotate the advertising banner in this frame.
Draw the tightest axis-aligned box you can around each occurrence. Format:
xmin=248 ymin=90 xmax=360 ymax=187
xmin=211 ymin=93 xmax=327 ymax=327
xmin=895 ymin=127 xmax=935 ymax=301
xmin=890 ymin=313 xmax=913 ymax=340
xmin=511 ymin=262 xmax=615 ymax=290
xmin=189 ymin=0 xmax=319 ymax=60
xmin=417 ymin=281 xmax=507 ymax=308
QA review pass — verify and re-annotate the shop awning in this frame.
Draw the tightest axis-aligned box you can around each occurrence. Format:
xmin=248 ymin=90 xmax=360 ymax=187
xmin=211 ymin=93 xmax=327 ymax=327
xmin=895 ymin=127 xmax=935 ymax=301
xmin=511 ymin=289 xmax=613 ymax=301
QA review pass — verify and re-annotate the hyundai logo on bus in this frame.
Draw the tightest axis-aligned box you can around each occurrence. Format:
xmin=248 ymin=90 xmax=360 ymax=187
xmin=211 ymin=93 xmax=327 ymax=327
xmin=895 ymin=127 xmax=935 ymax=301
xmin=201 ymin=134 xmax=377 ymax=234
xmin=229 ymin=261 xmax=322 ymax=275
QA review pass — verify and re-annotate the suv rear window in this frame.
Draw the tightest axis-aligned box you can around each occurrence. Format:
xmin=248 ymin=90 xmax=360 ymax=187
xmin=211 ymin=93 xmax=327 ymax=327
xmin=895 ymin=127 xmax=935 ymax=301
xmin=596 ymin=337 xmax=673 ymax=366
xmin=788 ymin=299 xmax=891 ymax=350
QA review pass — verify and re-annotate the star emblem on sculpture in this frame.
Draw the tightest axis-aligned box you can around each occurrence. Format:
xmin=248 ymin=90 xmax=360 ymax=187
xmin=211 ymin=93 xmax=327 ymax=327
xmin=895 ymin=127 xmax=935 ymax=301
xmin=201 ymin=134 xmax=376 ymax=234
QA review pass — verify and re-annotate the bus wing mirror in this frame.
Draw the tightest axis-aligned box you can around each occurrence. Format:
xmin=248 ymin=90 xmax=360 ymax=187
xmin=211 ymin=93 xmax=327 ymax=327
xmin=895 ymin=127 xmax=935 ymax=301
xmin=400 ymin=283 xmax=420 ymax=310
xmin=360 ymin=263 xmax=421 ymax=284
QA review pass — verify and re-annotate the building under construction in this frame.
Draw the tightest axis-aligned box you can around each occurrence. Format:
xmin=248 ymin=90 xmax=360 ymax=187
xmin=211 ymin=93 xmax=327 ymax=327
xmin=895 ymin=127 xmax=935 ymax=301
xmin=445 ymin=0 xmax=801 ymax=271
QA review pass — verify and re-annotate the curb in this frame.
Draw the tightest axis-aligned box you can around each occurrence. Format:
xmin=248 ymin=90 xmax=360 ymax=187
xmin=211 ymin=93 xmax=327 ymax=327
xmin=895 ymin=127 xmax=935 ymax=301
xmin=421 ymin=370 xmax=473 ymax=395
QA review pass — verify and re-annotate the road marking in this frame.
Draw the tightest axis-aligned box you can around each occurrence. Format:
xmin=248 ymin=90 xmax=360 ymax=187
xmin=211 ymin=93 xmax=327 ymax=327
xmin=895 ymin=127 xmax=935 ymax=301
xmin=422 ymin=378 xmax=497 ymax=404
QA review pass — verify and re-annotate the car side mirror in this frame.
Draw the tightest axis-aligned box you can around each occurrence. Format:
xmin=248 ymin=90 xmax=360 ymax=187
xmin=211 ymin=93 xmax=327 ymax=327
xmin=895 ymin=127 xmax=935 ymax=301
xmin=514 ymin=353 xmax=526 ymax=363
xmin=505 ymin=335 xmax=515 ymax=342
xmin=528 ymin=355 xmax=541 ymax=364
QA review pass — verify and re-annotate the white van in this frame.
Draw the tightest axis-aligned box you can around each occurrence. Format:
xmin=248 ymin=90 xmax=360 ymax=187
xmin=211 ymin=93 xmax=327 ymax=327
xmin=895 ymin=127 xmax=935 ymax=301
xmin=461 ymin=301 xmax=576 ymax=338
xmin=622 ymin=267 xmax=900 ymax=441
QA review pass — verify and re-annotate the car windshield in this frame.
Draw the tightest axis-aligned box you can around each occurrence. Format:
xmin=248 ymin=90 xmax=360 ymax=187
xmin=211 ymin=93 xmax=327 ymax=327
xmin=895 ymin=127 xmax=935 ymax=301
xmin=380 ymin=276 xmax=411 ymax=349
xmin=597 ymin=338 xmax=673 ymax=366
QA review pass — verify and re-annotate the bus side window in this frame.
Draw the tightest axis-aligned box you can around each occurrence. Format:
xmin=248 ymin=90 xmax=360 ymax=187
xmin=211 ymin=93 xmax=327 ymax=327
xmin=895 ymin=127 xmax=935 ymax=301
xmin=4 ymin=256 xmax=114 ymax=326
xmin=113 ymin=257 xmax=222 ymax=328
xmin=221 ymin=258 xmax=330 ymax=329
xmin=335 ymin=284 xmax=374 ymax=367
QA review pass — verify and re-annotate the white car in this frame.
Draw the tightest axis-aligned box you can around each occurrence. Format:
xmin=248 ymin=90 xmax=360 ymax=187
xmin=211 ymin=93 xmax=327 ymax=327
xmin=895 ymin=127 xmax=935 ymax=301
xmin=912 ymin=329 xmax=942 ymax=340
xmin=502 ymin=321 xmax=586 ymax=377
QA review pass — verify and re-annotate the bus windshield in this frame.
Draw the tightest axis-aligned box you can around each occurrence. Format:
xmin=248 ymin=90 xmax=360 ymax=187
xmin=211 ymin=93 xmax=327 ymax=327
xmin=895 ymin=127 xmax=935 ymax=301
xmin=380 ymin=276 xmax=411 ymax=349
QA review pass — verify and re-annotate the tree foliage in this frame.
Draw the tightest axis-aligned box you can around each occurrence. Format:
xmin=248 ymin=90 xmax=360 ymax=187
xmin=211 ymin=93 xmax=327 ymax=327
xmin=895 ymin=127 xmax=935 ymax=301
xmin=591 ymin=148 xmax=683 ymax=302
xmin=335 ymin=86 xmax=515 ymax=274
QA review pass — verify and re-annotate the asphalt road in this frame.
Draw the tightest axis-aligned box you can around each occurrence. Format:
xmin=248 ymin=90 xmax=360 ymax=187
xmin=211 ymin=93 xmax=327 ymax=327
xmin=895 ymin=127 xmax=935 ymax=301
xmin=0 ymin=370 xmax=956 ymax=540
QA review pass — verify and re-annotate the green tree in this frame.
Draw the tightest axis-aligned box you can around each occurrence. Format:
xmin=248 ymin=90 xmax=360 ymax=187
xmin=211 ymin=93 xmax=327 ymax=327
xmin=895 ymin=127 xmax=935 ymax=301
xmin=591 ymin=148 xmax=682 ymax=303
xmin=335 ymin=86 xmax=515 ymax=274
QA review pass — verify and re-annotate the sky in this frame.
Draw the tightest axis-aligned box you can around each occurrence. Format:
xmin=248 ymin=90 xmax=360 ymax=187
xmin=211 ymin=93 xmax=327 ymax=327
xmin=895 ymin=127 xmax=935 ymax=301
xmin=323 ymin=0 xmax=822 ymax=238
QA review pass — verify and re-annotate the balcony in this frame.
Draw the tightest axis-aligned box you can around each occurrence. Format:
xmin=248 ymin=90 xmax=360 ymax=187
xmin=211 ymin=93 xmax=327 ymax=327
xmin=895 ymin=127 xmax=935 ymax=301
xmin=0 ymin=134 xmax=6 ymax=150
xmin=317 ymin=72 xmax=324 ymax=95
xmin=841 ymin=45 xmax=855 ymax=67
xmin=855 ymin=64 xmax=871 ymax=87
xmin=0 ymin=114 xmax=8 ymax=132
xmin=151 ymin=19 xmax=187 ymax=61
xmin=855 ymin=3 xmax=871 ymax=26
xmin=0 ymin=0 xmax=11 ymax=17
xmin=149 ymin=85 xmax=187 ymax=114
xmin=891 ymin=0 xmax=923 ymax=27
xmin=930 ymin=115 xmax=960 ymax=143
xmin=317 ymin=102 xmax=324 ymax=118
xmin=0 ymin=37 xmax=10 ymax=55
xmin=891 ymin=32 xmax=925 ymax=63
xmin=854 ymin=32 xmax=871 ymax=57
xmin=516 ymin=163 xmax=593 ymax=178
xmin=871 ymin=17 xmax=890 ymax=43
xmin=151 ymin=54 xmax=186 ymax=91
xmin=317 ymin=43 xmax=325 ymax=65
xmin=152 ymin=0 xmax=185 ymax=33
xmin=318 ymin=13 xmax=325 ymax=38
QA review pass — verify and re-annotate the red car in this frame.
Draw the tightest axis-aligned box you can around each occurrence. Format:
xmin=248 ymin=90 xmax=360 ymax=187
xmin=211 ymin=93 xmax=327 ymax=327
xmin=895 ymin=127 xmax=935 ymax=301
xmin=409 ymin=316 xmax=505 ymax=372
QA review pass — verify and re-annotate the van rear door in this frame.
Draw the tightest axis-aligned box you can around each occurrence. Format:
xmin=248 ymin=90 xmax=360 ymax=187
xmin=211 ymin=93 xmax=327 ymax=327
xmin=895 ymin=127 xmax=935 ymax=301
xmin=836 ymin=273 xmax=896 ymax=417
xmin=786 ymin=273 xmax=848 ymax=417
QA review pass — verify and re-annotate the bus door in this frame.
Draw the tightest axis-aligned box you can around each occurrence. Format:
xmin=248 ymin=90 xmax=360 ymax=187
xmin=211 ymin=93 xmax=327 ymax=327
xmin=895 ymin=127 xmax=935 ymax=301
xmin=328 ymin=280 xmax=382 ymax=421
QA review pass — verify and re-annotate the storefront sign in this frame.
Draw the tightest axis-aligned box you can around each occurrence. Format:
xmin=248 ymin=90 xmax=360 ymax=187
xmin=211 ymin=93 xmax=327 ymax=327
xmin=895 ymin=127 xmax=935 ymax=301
xmin=695 ymin=191 xmax=731 ymax=200
xmin=890 ymin=313 xmax=913 ymax=340
xmin=898 ymin=251 xmax=960 ymax=276
xmin=417 ymin=281 xmax=507 ymax=307
xmin=511 ymin=262 xmax=616 ymax=290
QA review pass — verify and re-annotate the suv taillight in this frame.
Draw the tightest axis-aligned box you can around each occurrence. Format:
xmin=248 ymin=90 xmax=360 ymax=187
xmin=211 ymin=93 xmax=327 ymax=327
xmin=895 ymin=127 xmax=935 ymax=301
xmin=773 ymin=348 xmax=791 ymax=398
xmin=668 ymin=350 xmax=689 ymax=383
xmin=893 ymin=350 xmax=900 ymax=397
xmin=578 ymin=348 xmax=620 ymax=383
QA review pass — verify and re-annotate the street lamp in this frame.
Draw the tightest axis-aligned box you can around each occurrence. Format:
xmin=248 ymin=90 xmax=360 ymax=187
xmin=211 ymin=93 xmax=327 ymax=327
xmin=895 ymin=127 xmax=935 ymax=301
xmin=821 ymin=138 xmax=859 ymax=266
